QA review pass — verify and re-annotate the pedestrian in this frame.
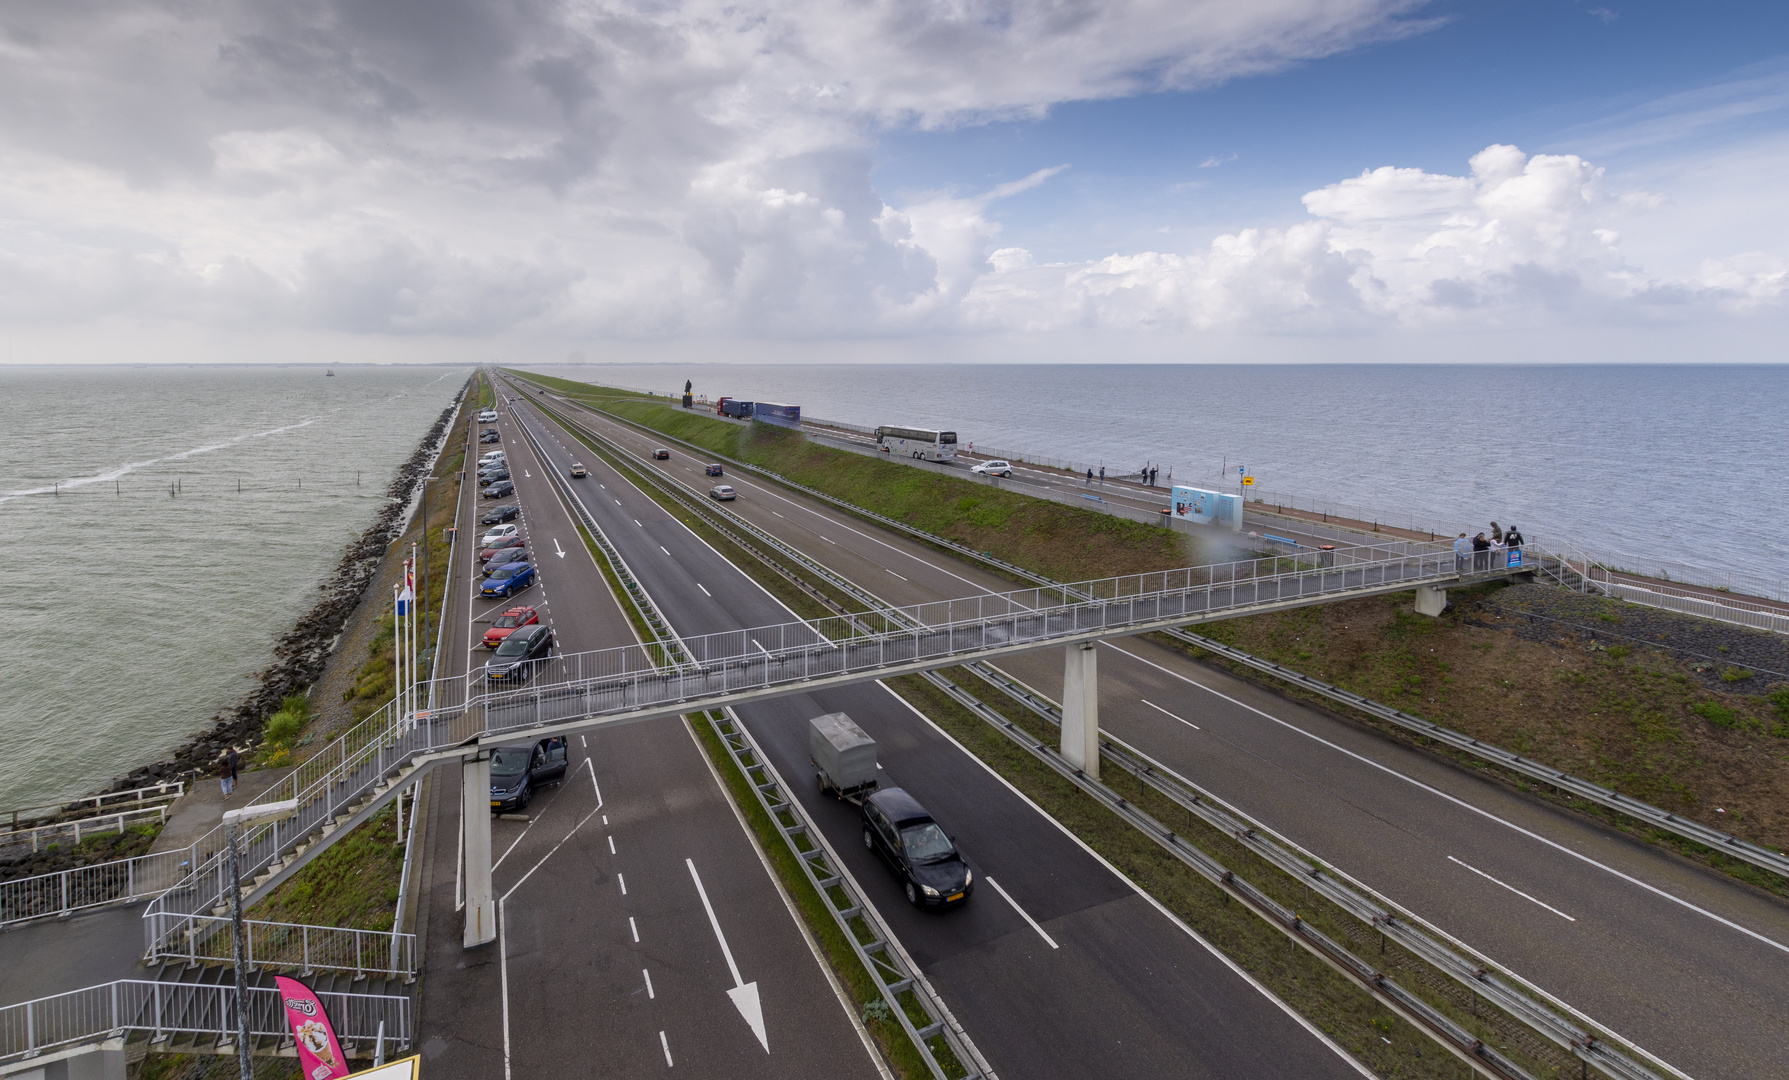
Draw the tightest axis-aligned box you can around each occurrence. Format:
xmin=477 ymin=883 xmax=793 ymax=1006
xmin=1098 ymin=466 xmax=1105 ymax=485
xmin=1149 ymin=466 xmax=1158 ymax=487
xmin=1504 ymin=524 xmax=1524 ymax=551
xmin=1472 ymin=532 xmax=1491 ymax=572
xmin=1490 ymin=531 xmax=1507 ymax=569
xmin=1489 ymin=521 xmax=1503 ymax=543
xmin=1085 ymin=468 xmax=1093 ymax=485
xmin=1453 ymin=532 xmax=1470 ymax=573
xmin=220 ymin=746 xmax=240 ymax=799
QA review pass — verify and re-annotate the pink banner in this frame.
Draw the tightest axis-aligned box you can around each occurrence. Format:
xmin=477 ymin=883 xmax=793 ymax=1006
xmin=274 ymin=976 xmax=351 ymax=1080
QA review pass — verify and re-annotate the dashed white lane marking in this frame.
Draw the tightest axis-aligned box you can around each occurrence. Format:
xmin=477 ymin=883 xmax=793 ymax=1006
xmin=659 ymin=1031 xmax=673 ymax=1067
xmin=821 ymin=535 xmax=835 ymax=544
xmin=630 ymin=916 xmax=639 ymax=943
xmin=771 ymin=511 xmax=784 ymax=518
xmin=608 ymin=835 xmax=616 ymax=855
xmin=660 ymin=545 xmax=670 ymax=555
xmin=1141 ymin=698 xmax=1199 ymax=730
xmin=987 ymin=876 xmax=1059 ymax=949
xmin=581 ymin=735 xmax=586 ymax=748
xmin=643 ymin=968 xmax=656 ymax=999
xmin=698 ymin=583 xmax=712 ymax=596
xmin=618 ymin=873 xmax=627 ymax=896
xmin=751 ymin=639 xmax=771 ymax=657
xmin=886 ymin=569 xmax=907 ymax=581
xmin=634 ymin=518 xmax=642 ymax=526
xmin=1448 ymin=856 xmax=1576 ymax=921
xmin=602 ymin=815 xmax=608 ymax=826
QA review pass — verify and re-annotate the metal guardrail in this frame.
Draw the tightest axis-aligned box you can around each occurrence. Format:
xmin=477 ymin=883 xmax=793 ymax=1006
xmin=526 ymin=397 xmax=1682 ymax=1080
xmin=145 ymin=914 xmax=416 ymax=979
xmin=0 ymin=979 xmax=410 ymax=1064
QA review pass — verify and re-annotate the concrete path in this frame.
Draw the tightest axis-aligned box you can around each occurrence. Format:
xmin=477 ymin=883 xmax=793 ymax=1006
xmin=148 ymin=766 xmax=295 ymax=856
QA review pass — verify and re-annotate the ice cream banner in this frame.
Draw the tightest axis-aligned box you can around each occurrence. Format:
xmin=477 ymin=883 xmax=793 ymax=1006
xmin=274 ymin=976 xmax=351 ymax=1080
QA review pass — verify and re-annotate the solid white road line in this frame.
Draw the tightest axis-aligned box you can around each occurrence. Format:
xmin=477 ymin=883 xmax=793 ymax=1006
xmin=699 ymin=583 xmax=712 ymax=596
xmin=500 ymin=900 xmax=514 ymax=1080
xmin=1105 ymin=640 xmax=1789 ymax=954
xmin=643 ymin=968 xmax=656 ymax=999
xmin=987 ymin=876 xmax=1059 ymax=949
xmin=1141 ymin=698 xmax=1199 ymax=730
xmin=1448 ymin=856 xmax=1576 ymax=921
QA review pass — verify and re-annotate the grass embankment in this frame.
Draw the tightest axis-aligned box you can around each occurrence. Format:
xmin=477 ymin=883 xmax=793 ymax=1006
xmin=1183 ymin=582 xmax=1789 ymax=884
xmin=251 ymin=802 xmax=406 ymax=929
xmin=524 ymin=381 xmax=1200 ymax=583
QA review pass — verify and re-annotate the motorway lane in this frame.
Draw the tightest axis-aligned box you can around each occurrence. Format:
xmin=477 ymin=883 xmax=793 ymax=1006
xmin=416 ymin=392 xmax=882 ymax=1080
xmin=528 ymin=383 xmax=1789 ymax=1080
xmin=508 ymin=393 xmax=1371 ymax=1080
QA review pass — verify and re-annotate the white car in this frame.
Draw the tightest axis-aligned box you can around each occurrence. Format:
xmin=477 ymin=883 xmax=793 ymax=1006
xmin=971 ymin=460 xmax=1014 ymax=478
xmin=480 ymin=451 xmax=505 ymax=465
xmin=482 ymin=524 xmax=519 ymax=544
xmin=478 ymin=410 xmax=498 ymax=422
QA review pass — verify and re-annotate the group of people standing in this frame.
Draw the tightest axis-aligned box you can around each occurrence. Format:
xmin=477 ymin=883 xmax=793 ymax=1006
xmin=1454 ymin=521 xmax=1524 ymax=572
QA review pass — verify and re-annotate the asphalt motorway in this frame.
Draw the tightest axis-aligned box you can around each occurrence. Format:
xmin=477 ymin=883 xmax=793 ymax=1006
xmin=505 ymin=389 xmax=1374 ymax=1080
xmin=527 ymin=379 xmax=1789 ymax=1080
xmin=413 ymin=396 xmax=883 ymax=1080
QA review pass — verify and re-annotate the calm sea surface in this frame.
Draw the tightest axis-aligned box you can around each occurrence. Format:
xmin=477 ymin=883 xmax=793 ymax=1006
xmin=535 ymin=363 xmax=1789 ymax=578
xmin=0 ymin=366 xmax=466 ymax=807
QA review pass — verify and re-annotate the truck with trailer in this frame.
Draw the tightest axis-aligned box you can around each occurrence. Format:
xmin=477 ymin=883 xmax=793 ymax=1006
xmin=754 ymin=402 xmax=801 ymax=429
xmin=717 ymin=397 xmax=755 ymax=419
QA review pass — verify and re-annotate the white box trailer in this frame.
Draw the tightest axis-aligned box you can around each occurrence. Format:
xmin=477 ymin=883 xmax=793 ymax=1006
xmin=809 ymin=712 xmax=878 ymax=800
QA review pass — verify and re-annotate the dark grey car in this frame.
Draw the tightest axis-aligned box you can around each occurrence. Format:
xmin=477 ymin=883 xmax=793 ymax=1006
xmin=488 ymin=737 xmax=570 ymax=812
xmin=861 ymin=788 xmax=973 ymax=909
xmin=484 ymin=623 xmax=552 ymax=684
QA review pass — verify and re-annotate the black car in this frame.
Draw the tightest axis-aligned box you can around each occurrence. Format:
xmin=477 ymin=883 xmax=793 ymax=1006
xmin=481 ymin=504 xmax=520 ymax=525
xmin=860 ymin=788 xmax=973 ymax=909
xmin=705 ymin=463 xmax=723 ymax=476
xmin=480 ymin=431 xmax=501 ymax=444
xmin=484 ymin=623 xmax=552 ymax=683
xmin=488 ymin=737 xmax=570 ymax=812
xmin=482 ymin=480 xmax=515 ymax=499
xmin=652 ymin=448 xmax=670 ymax=460
xmin=482 ymin=547 xmax=528 ymax=574
xmin=478 ymin=467 xmax=511 ymax=483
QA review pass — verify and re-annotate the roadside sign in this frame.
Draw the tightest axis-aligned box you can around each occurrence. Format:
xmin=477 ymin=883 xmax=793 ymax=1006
xmin=1242 ymin=476 xmax=1254 ymax=487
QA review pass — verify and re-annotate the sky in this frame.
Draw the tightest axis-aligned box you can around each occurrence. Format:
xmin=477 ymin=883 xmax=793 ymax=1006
xmin=2 ymin=0 xmax=1787 ymax=364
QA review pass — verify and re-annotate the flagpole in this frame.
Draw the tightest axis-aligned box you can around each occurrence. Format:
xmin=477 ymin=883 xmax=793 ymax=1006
xmin=392 ymin=582 xmax=402 ymax=726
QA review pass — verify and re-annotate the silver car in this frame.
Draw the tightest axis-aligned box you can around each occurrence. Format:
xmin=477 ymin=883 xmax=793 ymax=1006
xmin=709 ymin=484 xmax=736 ymax=501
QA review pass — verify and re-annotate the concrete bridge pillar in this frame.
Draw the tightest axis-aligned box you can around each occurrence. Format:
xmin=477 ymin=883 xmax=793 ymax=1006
xmin=462 ymin=752 xmax=495 ymax=948
xmin=1062 ymin=643 xmax=1100 ymax=780
xmin=1414 ymin=585 xmax=1448 ymax=618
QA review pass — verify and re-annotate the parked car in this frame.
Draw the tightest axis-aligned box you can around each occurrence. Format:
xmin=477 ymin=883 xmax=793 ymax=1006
xmin=709 ymin=484 xmax=736 ymax=501
xmin=480 ymin=561 xmax=535 ymax=598
xmin=478 ymin=468 xmax=511 ymax=484
xmin=480 ymin=431 xmax=501 ymax=444
xmin=478 ymin=410 xmax=498 ymax=422
xmin=569 ymin=462 xmax=587 ymax=478
xmin=482 ymin=548 xmax=528 ymax=574
xmin=705 ymin=463 xmax=723 ymax=477
xmin=481 ymin=523 xmax=520 ymax=544
xmin=484 ymin=622 xmax=552 ymax=682
xmin=482 ymin=606 xmax=539 ymax=648
xmin=488 ymin=736 xmax=569 ymax=812
xmin=478 ymin=452 xmax=506 ymax=467
xmin=971 ymin=460 xmax=1014 ymax=478
xmin=652 ymin=448 xmax=670 ymax=460
xmin=481 ymin=480 xmax=515 ymax=499
xmin=481 ymin=505 xmax=520 ymax=526
xmin=478 ymin=536 xmax=525 ymax=561
xmin=860 ymin=788 xmax=973 ymax=909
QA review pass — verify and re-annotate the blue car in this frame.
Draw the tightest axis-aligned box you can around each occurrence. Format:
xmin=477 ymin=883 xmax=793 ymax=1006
xmin=481 ymin=561 xmax=535 ymax=598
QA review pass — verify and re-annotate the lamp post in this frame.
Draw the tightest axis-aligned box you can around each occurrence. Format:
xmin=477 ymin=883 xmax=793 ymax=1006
xmin=222 ymin=800 xmax=298 ymax=1080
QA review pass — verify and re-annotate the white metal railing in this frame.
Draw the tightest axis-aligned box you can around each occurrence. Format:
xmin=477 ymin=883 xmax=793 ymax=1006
xmin=145 ymin=913 xmax=415 ymax=979
xmin=0 ymin=979 xmax=409 ymax=1063
xmin=0 ymin=804 xmax=171 ymax=855
xmin=1 ymin=782 xmax=185 ymax=833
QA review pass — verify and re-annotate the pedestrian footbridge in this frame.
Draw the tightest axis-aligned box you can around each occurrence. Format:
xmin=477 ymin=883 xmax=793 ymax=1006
xmin=3 ymin=537 xmax=1525 ymax=956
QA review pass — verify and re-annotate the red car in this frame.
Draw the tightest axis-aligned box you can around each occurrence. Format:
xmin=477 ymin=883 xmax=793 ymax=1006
xmin=483 ymin=606 xmax=539 ymax=648
xmin=478 ymin=536 xmax=525 ymax=562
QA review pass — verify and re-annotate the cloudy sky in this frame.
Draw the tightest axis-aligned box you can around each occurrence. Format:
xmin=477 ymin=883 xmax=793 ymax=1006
xmin=3 ymin=0 xmax=1786 ymax=364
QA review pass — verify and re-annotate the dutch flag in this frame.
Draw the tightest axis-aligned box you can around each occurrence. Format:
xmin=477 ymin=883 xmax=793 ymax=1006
xmin=396 ymin=584 xmax=414 ymax=616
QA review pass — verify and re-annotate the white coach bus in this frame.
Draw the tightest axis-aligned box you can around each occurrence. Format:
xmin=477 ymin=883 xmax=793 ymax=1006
xmin=875 ymin=425 xmax=958 ymax=462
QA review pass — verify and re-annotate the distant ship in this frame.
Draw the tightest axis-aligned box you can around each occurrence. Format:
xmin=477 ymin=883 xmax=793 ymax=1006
xmin=325 ymin=370 xmax=335 ymax=376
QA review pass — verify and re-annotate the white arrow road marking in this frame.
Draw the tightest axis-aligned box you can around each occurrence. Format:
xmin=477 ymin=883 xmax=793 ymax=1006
xmin=687 ymin=858 xmax=768 ymax=1052
xmin=554 ymin=538 xmax=566 ymax=559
